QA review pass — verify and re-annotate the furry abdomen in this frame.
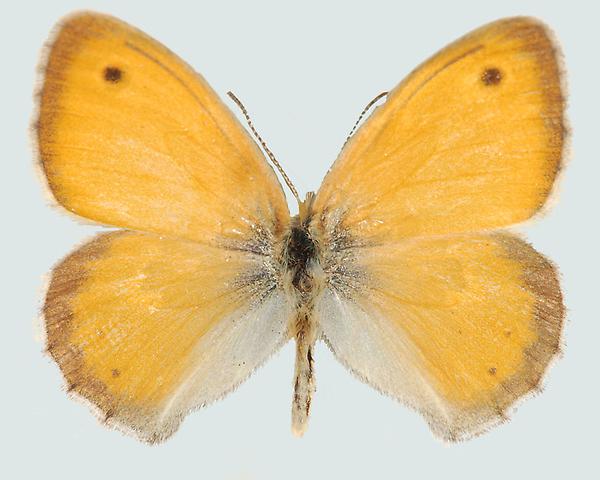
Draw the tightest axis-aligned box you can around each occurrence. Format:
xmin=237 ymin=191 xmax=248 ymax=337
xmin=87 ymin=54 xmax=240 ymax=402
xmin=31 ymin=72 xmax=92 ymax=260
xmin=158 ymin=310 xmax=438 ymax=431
xmin=281 ymin=201 xmax=326 ymax=435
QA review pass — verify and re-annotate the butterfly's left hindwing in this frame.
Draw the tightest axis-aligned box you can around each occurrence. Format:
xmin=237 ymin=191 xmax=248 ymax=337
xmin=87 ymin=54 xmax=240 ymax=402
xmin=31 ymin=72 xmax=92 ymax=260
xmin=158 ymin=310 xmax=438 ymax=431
xmin=45 ymin=231 xmax=293 ymax=443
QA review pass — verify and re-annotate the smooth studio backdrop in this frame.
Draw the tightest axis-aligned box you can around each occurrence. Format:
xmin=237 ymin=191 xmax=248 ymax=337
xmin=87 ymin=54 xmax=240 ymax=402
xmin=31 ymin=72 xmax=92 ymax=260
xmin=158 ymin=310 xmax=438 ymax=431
xmin=2 ymin=1 xmax=598 ymax=479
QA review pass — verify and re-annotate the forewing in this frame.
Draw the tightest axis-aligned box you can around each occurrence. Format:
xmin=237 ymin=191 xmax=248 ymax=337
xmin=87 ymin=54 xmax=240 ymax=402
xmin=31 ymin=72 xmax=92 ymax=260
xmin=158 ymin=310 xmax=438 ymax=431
xmin=313 ymin=17 xmax=565 ymax=242
xmin=36 ymin=12 xmax=289 ymax=244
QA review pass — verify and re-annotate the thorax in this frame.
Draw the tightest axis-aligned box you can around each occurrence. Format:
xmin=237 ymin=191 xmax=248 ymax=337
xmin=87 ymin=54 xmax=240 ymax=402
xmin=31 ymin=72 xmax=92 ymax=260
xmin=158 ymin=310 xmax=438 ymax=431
xmin=280 ymin=193 xmax=325 ymax=321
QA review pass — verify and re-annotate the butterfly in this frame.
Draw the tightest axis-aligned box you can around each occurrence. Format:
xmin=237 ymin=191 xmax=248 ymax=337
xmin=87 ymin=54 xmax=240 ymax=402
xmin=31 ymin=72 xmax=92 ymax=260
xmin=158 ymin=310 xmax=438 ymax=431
xmin=36 ymin=12 xmax=566 ymax=444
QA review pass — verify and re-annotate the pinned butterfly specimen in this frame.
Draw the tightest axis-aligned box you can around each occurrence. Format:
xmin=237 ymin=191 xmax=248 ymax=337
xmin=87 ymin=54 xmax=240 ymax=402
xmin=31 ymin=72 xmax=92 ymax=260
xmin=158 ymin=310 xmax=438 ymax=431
xmin=36 ymin=12 xmax=566 ymax=443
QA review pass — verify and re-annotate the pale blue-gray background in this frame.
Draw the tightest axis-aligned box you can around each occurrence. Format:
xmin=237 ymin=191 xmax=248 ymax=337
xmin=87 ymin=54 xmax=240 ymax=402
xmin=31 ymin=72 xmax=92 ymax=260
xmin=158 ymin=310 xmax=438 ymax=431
xmin=2 ymin=0 xmax=597 ymax=478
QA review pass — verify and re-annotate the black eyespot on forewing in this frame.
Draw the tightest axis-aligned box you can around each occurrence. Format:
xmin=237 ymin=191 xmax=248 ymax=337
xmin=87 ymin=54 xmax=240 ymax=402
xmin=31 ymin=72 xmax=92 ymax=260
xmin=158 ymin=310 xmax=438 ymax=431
xmin=103 ymin=66 xmax=123 ymax=83
xmin=481 ymin=67 xmax=502 ymax=86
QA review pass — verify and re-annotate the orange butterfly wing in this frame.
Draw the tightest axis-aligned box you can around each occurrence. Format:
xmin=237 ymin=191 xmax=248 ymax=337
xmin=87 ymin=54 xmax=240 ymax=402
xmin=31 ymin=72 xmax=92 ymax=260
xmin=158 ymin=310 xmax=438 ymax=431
xmin=45 ymin=231 xmax=293 ymax=442
xmin=37 ymin=12 xmax=289 ymax=244
xmin=316 ymin=233 xmax=563 ymax=440
xmin=314 ymin=17 xmax=565 ymax=242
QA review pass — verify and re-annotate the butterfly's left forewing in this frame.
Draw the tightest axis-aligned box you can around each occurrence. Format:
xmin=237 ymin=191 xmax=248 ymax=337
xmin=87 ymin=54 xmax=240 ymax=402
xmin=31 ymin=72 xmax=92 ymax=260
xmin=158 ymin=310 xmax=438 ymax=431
xmin=37 ymin=12 xmax=289 ymax=243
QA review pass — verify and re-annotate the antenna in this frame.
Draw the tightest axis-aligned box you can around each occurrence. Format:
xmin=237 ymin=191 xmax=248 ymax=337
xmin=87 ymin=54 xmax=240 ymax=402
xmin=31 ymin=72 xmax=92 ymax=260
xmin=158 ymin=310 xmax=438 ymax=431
xmin=343 ymin=91 xmax=389 ymax=147
xmin=227 ymin=91 xmax=301 ymax=204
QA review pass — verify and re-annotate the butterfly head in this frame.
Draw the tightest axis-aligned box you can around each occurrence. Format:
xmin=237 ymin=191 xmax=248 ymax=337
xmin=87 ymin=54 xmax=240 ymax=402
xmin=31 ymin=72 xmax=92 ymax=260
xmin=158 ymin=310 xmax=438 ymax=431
xmin=298 ymin=191 xmax=316 ymax=225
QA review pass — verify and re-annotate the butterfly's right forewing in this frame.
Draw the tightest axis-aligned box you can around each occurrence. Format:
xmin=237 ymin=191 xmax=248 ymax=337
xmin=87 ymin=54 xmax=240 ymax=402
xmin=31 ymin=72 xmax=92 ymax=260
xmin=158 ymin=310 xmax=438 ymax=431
xmin=313 ymin=17 xmax=565 ymax=244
